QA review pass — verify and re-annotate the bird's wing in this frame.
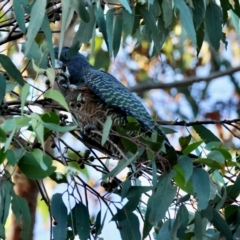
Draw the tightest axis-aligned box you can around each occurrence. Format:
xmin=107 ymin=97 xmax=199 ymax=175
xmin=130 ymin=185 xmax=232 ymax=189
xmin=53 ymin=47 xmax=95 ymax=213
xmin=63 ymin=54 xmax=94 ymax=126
xmin=80 ymin=67 xmax=156 ymax=131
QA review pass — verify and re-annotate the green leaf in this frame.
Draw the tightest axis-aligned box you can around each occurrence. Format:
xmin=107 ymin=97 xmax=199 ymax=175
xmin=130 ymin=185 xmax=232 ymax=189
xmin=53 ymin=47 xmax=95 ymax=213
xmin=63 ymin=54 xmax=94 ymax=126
xmin=117 ymin=126 xmax=138 ymax=153
xmin=23 ymin=42 xmax=48 ymax=69
xmin=121 ymin=178 xmax=131 ymax=200
xmin=1 ymin=119 xmax=16 ymax=132
xmin=101 ymin=116 xmax=112 ymax=146
xmin=191 ymin=168 xmax=210 ymax=211
xmin=41 ymin=15 xmax=55 ymax=67
xmin=44 ymin=89 xmax=69 ymax=111
xmin=117 ymin=212 xmax=140 ymax=240
xmin=18 ymin=152 xmax=56 ymax=180
xmin=42 ymin=122 xmax=77 ymax=132
xmin=94 ymin=6 xmax=109 ymax=50
xmin=205 ymin=1 xmax=223 ymax=51
xmin=49 ymin=172 xmax=68 ymax=184
xmin=13 ymin=0 xmax=26 ymax=33
xmin=162 ymin=0 xmax=173 ymax=28
xmin=6 ymin=149 xmax=17 ymax=166
xmin=194 ymin=212 xmax=204 ymax=239
xmin=0 ymin=127 xmax=6 ymax=143
xmin=182 ymin=140 xmax=203 ymax=155
xmin=31 ymin=149 xmax=48 ymax=170
xmin=73 ymin=202 xmax=90 ymax=240
xmin=106 ymin=9 xmax=114 ymax=57
xmin=174 ymin=0 xmax=197 ymax=46
xmin=198 ymin=158 xmax=222 ymax=169
xmin=125 ymin=186 xmax=152 ymax=199
xmin=148 ymin=171 xmax=176 ymax=225
xmin=113 ymin=14 xmax=122 ymax=57
xmin=11 ymin=193 xmax=31 ymax=240
xmin=0 ymin=147 xmax=6 ymax=164
xmin=30 ymin=113 xmax=44 ymax=149
xmin=51 ymin=194 xmax=68 ymax=240
xmin=140 ymin=8 xmax=161 ymax=53
xmin=211 ymin=207 xmax=233 ymax=240
xmin=196 ymin=21 xmax=205 ymax=55
xmin=24 ymin=0 xmax=47 ymax=56
xmin=71 ymin=5 xmax=96 ymax=53
xmin=6 ymin=81 xmax=17 ymax=92
xmin=4 ymin=127 xmax=16 ymax=151
xmin=227 ymin=173 xmax=240 ymax=198
xmin=193 ymin=125 xmax=221 ymax=144
xmin=0 ymin=74 xmax=6 ymax=104
xmin=70 ymin=0 xmax=90 ymax=22
xmin=207 ymin=150 xmax=225 ymax=163
xmin=119 ymin=0 xmax=132 ymax=13
xmin=122 ymin=9 xmax=134 ymax=40
xmin=172 ymin=205 xmax=189 ymax=239
xmin=58 ymin=1 xmax=74 ymax=55
xmin=156 ymin=219 xmax=173 ymax=239
xmin=102 ymin=150 xmax=144 ymax=180
xmin=173 ymin=165 xmax=194 ymax=193
xmin=178 ymin=155 xmax=193 ymax=183
xmin=192 ymin=0 xmax=205 ymax=30
xmin=179 ymin=135 xmax=191 ymax=150
xmin=0 ymin=54 xmax=24 ymax=86
xmin=21 ymin=83 xmax=30 ymax=115
xmin=0 ymin=180 xmax=12 ymax=234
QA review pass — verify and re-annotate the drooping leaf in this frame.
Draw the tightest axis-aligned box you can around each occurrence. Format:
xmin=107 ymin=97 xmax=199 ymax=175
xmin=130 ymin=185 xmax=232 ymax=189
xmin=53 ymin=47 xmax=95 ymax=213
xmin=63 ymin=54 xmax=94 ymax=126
xmin=44 ymin=89 xmax=69 ymax=111
xmin=73 ymin=202 xmax=91 ymax=240
xmin=207 ymin=150 xmax=225 ymax=163
xmin=174 ymin=0 xmax=197 ymax=46
xmin=21 ymin=83 xmax=30 ymax=115
xmin=13 ymin=0 xmax=26 ymax=33
xmin=102 ymin=150 xmax=144 ymax=180
xmin=51 ymin=194 xmax=68 ymax=240
xmin=204 ymin=206 xmax=233 ymax=240
xmin=0 ymin=74 xmax=6 ymax=104
xmin=101 ymin=116 xmax=112 ymax=146
xmin=119 ymin=0 xmax=132 ymax=13
xmin=178 ymin=155 xmax=193 ymax=183
xmin=0 ymin=55 xmax=24 ymax=86
xmin=58 ymin=0 xmax=74 ymax=55
xmin=193 ymin=125 xmax=221 ymax=144
xmin=70 ymin=5 xmax=96 ymax=55
xmin=24 ymin=0 xmax=47 ymax=56
xmin=113 ymin=14 xmax=122 ymax=57
xmin=140 ymin=8 xmax=161 ymax=53
xmin=94 ymin=6 xmax=109 ymax=50
xmin=172 ymin=205 xmax=189 ymax=239
xmin=192 ymin=0 xmax=205 ymax=29
xmin=70 ymin=0 xmax=90 ymax=22
xmin=194 ymin=211 xmax=204 ymax=239
xmin=106 ymin=9 xmax=114 ymax=57
xmin=0 ymin=127 xmax=6 ymax=143
xmin=162 ymin=0 xmax=173 ymax=28
xmin=117 ymin=211 xmax=140 ymax=240
xmin=0 ymin=179 xmax=12 ymax=233
xmin=182 ymin=140 xmax=203 ymax=155
xmin=148 ymin=171 xmax=177 ymax=225
xmin=11 ymin=193 xmax=31 ymax=240
xmin=18 ymin=152 xmax=56 ymax=180
xmin=179 ymin=135 xmax=191 ymax=150
xmin=191 ymin=168 xmax=210 ymax=211
xmin=205 ymin=1 xmax=223 ymax=51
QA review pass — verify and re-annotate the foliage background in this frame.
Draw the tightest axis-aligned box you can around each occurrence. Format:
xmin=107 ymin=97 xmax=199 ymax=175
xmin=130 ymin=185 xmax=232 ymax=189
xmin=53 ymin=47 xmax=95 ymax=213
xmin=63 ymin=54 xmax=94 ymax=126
xmin=0 ymin=0 xmax=240 ymax=240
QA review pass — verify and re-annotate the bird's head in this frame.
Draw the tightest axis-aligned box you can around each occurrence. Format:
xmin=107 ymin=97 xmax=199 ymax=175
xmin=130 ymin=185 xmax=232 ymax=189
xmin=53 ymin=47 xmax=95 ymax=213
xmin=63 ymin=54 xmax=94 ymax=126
xmin=54 ymin=47 xmax=90 ymax=84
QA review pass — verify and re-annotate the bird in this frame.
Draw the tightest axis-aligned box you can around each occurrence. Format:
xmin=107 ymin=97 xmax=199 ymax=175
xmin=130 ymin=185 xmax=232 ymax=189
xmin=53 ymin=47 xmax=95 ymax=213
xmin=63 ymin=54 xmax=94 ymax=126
xmin=54 ymin=46 xmax=177 ymax=167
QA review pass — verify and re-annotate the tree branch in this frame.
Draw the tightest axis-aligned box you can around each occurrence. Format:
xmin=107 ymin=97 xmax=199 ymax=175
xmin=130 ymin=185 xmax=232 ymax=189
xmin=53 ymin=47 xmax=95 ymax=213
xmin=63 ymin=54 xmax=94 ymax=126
xmin=129 ymin=66 xmax=240 ymax=93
